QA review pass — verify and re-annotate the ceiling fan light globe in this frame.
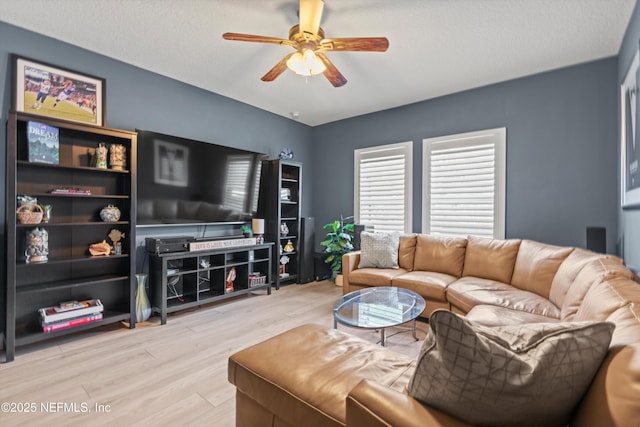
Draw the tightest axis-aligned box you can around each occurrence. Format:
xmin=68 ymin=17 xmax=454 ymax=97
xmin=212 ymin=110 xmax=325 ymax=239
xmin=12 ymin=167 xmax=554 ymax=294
xmin=286 ymin=49 xmax=326 ymax=76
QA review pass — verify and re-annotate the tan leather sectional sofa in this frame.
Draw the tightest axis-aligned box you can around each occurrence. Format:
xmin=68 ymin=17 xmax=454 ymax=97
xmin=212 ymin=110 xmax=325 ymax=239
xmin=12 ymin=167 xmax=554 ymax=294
xmin=228 ymin=235 xmax=640 ymax=427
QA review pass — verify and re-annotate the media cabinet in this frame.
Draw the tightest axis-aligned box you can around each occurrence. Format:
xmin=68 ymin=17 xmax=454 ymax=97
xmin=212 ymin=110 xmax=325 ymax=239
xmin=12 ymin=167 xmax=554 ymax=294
xmin=148 ymin=243 xmax=273 ymax=324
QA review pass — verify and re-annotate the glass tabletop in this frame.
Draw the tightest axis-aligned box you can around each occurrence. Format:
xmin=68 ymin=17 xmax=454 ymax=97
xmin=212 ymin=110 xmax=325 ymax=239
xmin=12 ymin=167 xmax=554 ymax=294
xmin=333 ymin=287 xmax=426 ymax=329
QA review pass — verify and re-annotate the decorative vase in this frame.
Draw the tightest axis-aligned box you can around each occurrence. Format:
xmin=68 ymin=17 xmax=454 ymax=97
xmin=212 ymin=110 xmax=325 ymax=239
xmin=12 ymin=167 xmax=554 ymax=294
xmin=25 ymin=227 xmax=48 ymax=263
xmin=109 ymin=144 xmax=126 ymax=170
xmin=94 ymin=143 xmax=108 ymax=168
xmin=135 ymin=273 xmax=152 ymax=322
xmin=100 ymin=205 xmax=121 ymax=222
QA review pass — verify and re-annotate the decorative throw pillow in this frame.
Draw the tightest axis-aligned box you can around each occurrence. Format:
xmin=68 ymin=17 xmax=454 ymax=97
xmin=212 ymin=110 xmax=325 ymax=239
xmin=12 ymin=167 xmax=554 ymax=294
xmin=407 ymin=310 xmax=615 ymax=427
xmin=358 ymin=231 xmax=400 ymax=269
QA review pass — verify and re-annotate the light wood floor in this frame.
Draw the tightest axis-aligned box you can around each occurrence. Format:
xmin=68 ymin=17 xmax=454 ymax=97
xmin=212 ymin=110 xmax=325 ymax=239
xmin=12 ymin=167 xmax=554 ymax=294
xmin=0 ymin=281 xmax=426 ymax=427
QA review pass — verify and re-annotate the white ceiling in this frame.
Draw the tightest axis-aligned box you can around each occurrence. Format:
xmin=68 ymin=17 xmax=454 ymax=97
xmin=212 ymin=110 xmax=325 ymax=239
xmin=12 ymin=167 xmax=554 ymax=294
xmin=0 ymin=0 xmax=636 ymax=126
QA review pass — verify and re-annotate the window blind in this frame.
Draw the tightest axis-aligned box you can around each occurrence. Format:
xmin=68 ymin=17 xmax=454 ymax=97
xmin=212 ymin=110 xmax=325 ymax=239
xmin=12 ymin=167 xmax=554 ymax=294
xmin=355 ymin=142 xmax=412 ymax=233
xmin=423 ymin=128 xmax=505 ymax=239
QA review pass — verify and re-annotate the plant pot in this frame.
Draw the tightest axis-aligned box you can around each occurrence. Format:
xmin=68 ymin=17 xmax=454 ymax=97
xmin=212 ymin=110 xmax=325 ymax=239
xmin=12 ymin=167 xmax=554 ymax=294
xmin=334 ymin=274 xmax=343 ymax=287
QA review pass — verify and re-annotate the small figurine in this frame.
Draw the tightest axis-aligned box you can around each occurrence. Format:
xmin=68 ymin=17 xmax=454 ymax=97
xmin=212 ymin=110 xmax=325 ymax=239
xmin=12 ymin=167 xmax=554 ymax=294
xmin=108 ymin=229 xmax=125 ymax=255
xmin=284 ymin=240 xmax=294 ymax=253
xmin=280 ymin=255 xmax=290 ymax=278
xmin=225 ymin=267 xmax=236 ymax=293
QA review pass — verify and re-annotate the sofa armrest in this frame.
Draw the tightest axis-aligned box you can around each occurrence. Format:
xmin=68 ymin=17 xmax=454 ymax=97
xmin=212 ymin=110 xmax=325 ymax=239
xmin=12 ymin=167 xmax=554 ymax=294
xmin=346 ymin=380 xmax=471 ymax=427
xmin=342 ymin=251 xmax=361 ymax=293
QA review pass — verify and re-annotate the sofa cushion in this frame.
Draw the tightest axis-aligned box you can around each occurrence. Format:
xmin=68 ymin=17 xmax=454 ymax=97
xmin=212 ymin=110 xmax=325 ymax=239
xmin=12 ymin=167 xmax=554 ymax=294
xmin=229 ymin=324 xmax=416 ymax=426
xmin=466 ymin=305 xmax=560 ymax=326
xmin=561 ymin=257 xmax=634 ymax=320
xmin=413 ymin=235 xmax=467 ymax=277
xmin=392 ymin=271 xmax=458 ymax=302
xmin=548 ymin=248 xmax=617 ymax=308
xmin=510 ymin=240 xmax=573 ymax=299
xmin=348 ymin=268 xmax=407 ymax=287
xmin=573 ymin=276 xmax=640 ymax=322
xmin=398 ymin=234 xmax=417 ymax=271
xmin=447 ymin=276 xmax=561 ymax=318
xmin=358 ymin=231 xmax=400 ymax=269
xmin=462 ymin=236 xmax=521 ymax=283
xmin=407 ymin=310 xmax=615 ymax=427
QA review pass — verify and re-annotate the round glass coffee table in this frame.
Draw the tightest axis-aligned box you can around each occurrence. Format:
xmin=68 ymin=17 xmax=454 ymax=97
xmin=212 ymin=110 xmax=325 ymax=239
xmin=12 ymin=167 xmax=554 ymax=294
xmin=333 ymin=287 xmax=426 ymax=346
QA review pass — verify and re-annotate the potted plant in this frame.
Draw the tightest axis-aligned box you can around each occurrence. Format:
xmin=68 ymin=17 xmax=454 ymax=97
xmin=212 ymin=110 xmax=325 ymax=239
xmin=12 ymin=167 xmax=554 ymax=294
xmin=241 ymin=225 xmax=252 ymax=237
xmin=320 ymin=215 xmax=355 ymax=285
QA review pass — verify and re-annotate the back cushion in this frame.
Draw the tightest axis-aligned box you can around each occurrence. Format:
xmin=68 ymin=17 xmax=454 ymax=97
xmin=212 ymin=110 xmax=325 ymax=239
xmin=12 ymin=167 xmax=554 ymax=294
xmin=413 ymin=235 xmax=467 ymax=277
xmin=510 ymin=240 xmax=573 ymax=299
xmin=573 ymin=277 xmax=640 ymax=322
xmin=398 ymin=234 xmax=417 ymax=271
xmin=561 ymin=258 xmax=634 ymax=320
xmin=549 ymin=249 xmax=617 ymax=308
xmin=462 ymin=236 xmax=521 ymax=283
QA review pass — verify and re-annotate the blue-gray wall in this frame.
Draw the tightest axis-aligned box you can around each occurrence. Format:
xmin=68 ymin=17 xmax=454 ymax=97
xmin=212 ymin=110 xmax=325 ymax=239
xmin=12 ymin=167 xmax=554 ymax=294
xmin=618 ymin=0 xmax=640 ymax=270
xmin=311 ymin=58 xmax=619 ymax=254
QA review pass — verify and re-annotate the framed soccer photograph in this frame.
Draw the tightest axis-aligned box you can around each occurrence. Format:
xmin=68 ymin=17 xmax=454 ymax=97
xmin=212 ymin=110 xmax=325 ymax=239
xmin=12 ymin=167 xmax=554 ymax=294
xmin=13 ymin=55 xmax=105 ymax=126
xmin=621 ymin=47 xmax=640 ymax=209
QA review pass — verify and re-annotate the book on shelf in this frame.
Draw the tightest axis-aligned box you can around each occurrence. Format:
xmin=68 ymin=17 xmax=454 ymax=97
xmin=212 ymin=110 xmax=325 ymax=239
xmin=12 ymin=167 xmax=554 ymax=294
xmin=48 ymin=188 xmax=92 ymax=195
xmin=27 ymin=121 xmax=59 ymax=164
xmin=42 ymin=312 xmax=103 ymax=333
xmin=39 ymin=299 xmax=103 ymax=324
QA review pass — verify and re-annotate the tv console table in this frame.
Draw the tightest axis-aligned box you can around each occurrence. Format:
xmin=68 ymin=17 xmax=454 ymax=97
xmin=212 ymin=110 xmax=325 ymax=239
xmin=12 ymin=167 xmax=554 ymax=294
xmin=149 ymin=243 xmax=273 ymax=324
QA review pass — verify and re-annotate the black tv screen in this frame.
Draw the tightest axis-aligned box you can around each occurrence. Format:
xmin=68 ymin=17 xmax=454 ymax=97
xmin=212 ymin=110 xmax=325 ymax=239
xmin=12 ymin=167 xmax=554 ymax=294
xmin=136 ymin=129 xmax=267 ymax=226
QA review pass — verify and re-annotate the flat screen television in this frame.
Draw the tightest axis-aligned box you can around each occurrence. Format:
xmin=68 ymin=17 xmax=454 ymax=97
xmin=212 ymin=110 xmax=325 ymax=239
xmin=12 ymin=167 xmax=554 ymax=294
xmin=136 ymin=129 xmax=267 ymax=226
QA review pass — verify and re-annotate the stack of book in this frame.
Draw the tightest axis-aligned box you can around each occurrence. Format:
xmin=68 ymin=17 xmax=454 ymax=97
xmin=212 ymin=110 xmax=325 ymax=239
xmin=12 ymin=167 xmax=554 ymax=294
xmin=38 ymin=299 xmax=104 ymax=333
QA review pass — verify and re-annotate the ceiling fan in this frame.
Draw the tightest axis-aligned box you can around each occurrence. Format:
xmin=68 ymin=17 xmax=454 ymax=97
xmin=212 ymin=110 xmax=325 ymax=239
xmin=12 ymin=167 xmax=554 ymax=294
xmin=222 ymin=0 xmax=389 ymax=87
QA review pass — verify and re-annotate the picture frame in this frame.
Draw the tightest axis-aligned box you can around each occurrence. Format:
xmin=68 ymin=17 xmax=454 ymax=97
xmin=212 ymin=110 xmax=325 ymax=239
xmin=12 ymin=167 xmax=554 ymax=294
xmin=13 ymin=55 xmax=105 ymax=126
xmin=620 ymin=46 xmax=640 ymax=209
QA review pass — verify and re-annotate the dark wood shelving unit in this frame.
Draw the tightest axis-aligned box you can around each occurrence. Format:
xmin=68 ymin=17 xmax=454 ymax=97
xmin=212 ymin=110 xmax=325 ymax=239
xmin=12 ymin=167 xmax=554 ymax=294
xmin=4 ymin=111 xmax=137 ymax=362
xmin=148 ymin=243 xmax=273 ymax=324
xmin=259 ymin=160 xmax=302 ymax=289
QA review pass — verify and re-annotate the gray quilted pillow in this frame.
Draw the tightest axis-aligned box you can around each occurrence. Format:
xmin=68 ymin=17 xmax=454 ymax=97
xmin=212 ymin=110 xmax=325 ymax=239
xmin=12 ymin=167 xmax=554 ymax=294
xmin=407 ymin=310 xmax=614 ymax=427
xmin=358 ymin=231 xmax=400 ymax=269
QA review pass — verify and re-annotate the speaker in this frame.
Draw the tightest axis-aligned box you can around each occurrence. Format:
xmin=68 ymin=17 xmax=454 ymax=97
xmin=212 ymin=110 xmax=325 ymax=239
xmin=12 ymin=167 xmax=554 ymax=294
xmin=299 ymin=217 xmax=315 ymax=283
xmin=586 ymin=226 xmax=606 ymax=254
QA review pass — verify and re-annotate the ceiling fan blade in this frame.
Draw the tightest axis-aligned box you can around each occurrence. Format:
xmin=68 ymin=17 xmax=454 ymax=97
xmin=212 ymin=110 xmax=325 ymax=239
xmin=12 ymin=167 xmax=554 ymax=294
xmin=317 ymin=53 xmax=347 ymax=87
xmin=223 ymin=32 xmax=294 ymax=47
xmin=299 ymin=0 xmax=324 ymax=35
xmin=261 ymin=53 xmax=295 ymax=82
xmin=320 ymin=37 xmax=389 ymax=52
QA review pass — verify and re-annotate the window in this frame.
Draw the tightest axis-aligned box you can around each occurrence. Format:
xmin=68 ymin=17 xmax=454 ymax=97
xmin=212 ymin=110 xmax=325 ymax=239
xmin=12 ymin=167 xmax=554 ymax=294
xmin=354 ymin=141 xmax=412 ymax=233
xmin=423 ymin=128 xmax=506 ymax=239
